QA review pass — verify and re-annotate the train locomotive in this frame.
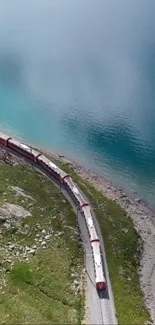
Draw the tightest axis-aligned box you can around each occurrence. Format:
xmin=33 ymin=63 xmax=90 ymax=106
xmin=0 ymin=132 xmax=106 ymax=290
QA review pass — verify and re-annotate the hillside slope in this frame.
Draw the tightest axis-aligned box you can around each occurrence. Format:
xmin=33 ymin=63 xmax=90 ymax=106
xmin=0 ymin=161 xmax=84 ymax=324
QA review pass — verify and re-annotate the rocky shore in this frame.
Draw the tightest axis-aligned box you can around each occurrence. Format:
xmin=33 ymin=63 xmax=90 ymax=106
xmin=41 ymin=148 xmax=155 ymax=324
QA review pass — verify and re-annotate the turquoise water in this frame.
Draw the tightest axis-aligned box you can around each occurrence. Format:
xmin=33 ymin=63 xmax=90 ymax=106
xmin=0 ymin=0 xmax=155 ymax=207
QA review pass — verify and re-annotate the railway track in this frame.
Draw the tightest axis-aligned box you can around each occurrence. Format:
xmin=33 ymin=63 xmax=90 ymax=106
xmin=0 ymin=135 xmax=117 ymax=325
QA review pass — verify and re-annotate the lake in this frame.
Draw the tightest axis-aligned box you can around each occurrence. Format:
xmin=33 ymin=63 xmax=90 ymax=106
xmin=0 ymin=0 xmax=155 ymax=207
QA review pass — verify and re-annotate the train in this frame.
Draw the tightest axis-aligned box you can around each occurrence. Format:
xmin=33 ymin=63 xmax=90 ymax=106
xmin=0 ymin=132 xmax=106 ymax=291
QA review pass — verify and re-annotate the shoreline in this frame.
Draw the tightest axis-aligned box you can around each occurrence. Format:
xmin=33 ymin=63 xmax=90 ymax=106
xmin=40 ymin=146 xmax=155 ymax=324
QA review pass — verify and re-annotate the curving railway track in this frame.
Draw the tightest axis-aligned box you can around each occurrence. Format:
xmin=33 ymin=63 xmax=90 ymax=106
xmin=0 ymin=133 xmax=117 ymax=325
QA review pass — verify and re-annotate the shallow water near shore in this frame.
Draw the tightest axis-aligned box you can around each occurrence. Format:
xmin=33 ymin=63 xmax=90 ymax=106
xmin=0 ymin=0 xmax=155 ymax=208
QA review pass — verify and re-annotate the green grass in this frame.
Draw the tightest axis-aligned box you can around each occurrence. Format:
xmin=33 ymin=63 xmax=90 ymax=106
xmin=0 ymin=151 xmax=151 ymax=324
xmin=47 ymin=156 xmax=151 ymax=325
xmin=0 ymin=162 xmax=84 ymax=324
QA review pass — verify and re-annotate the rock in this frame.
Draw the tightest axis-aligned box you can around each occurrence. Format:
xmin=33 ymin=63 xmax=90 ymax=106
xmin=41 ymin=241 xmax=46 ymax=246
xmin=62 ymin=199 xmax=66 ymax=203
xmin=121 ymin=228 xmax=129 ymax=233
xmin=0 ymin=216 xmax=6 ymax=224
xmin=135 ymin=198 xmax=141 ymax=204
xmin=8 ymin=244 xmax=15 ymax=250
xmin=17 ymin=230 xmax=28 ymax=236
xmin=118 ymin=266 xmax=124 ymax=275
xmin=32 ymin=245 xmax=37 ymax=249
xmin=56 ymin=231 xmax=64 ymax=237
xmin=4 ymin=222 xmax=11 ymax=229
xmin=5 ymin=259 xmax=12 ymax=263
xmin=0 ymin=203 xmax=32 ymax=222
xmin=71 ymin=273 xmax=75 ymax=278
xmin=28 ymin=249 xmax=36 ymax=255
xmin=45 ymin=234 xmax=51 ymax=240
xmin=11 ymin=187 xmax=35 ymax=201
xmin=73 ymin=280 xmax=79 ymax=286
xmin=120 ymin=193 xmax=127 ymax=198
xmin=42 ymin=229 xmax=46 ymax=234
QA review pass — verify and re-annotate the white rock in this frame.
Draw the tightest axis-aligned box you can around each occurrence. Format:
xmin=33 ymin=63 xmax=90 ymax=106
xmin=29 ymin=249 xmax=36 ymax=255
xmin=121 ymin=228 xmax=129 ymax=234
xmin=8 ymin=244 xmax=15 ymax=250
xmin=41 ymin=241 xmax=46 ymax=246
xmin=73 ymin=280 xmax=79 ymax=286
xmin=56 ymin=231 xmax=64 ymax=237
xmin=71 ymin=273 xmax=75 ymax=278
xmin=45 ymin=234 xmax=51 ymax=240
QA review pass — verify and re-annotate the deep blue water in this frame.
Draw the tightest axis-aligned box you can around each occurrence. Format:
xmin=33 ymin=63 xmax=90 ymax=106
xmin=0 ymin=0 xmax=155 ymax=207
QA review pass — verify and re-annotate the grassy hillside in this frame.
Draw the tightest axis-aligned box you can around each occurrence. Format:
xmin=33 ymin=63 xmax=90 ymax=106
xmin=0 ymin=150 xmax=151 ymax=325
xmin=0 ymin=161 xmax=84 ymax=324
xmin=49 ymin=157 xmax=151 ymax=325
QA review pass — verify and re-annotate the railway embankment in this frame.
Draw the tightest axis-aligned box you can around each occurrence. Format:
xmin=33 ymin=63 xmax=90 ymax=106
xmin=0 ymin=160 xmax=84 ymax=324
xmin=40 ymin=148 xmax=153 ymax=325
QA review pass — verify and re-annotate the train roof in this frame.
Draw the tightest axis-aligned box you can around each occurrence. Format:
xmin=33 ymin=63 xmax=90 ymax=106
xmin=38 ymin=155 xmax=67 ymax=177
xmin=20 ymin=143 xmax=30 ymax=150
xmin=92 ymin=241 xmax=105 ymax=282
xmin=72 ymin=186 xmax=79 ymax=195
xmin=83 ymin=205 xmax=93 ymax=218
xmin=9 ymin=138 xmax=31 ymax=149
xmin=83 ymin=207 xmax=98 ymax=241
xmin=87 ymin=217 xmax=93 ymax=227
xmin=65 ymin=177 xmax=86 ymax=204
xmin=9 ymin=138 xmax=40 ymax=155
